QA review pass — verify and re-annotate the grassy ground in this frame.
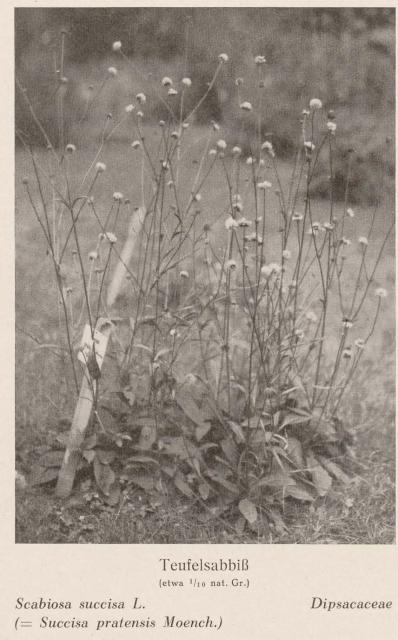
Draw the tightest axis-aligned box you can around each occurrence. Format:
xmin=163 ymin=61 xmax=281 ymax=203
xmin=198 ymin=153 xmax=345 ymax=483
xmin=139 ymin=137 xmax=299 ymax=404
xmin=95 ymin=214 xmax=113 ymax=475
xmin=15 ymin=131 xmax=395 ymax=544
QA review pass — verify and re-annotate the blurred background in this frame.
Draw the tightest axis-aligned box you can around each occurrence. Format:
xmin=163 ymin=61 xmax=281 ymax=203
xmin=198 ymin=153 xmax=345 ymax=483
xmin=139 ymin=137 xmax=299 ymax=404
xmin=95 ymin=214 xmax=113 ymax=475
xmin=16 ymin=7 xmax=394 ymax=203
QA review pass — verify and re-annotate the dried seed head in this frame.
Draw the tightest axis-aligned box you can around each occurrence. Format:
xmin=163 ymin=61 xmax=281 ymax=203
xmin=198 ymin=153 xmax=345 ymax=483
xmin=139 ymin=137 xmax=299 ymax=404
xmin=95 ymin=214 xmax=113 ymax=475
xmin=108 ymin=66 xmax=118 ymax=77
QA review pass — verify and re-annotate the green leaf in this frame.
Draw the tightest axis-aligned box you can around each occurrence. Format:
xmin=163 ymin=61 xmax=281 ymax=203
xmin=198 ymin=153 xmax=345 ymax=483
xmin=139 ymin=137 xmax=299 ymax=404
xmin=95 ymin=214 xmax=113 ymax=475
xmin=174 ymin=471 xmax=194 ymax=498
xmin=138 ymin=422 xmax=157 ymax=450
xmin=175 ymin=389 xmax=210 ymax=441
xmin=37 ymin=451 xmax=65 ymax=468
xmin=104 ymin=481 xmax=121 ymax=506
xmin=198 ymin=483 xmax=210 ymax=500
xmin=317 ymin=456 xmax=351 ymax=484
xmin=227 ymin=420 xmax=245 ymax=444
xmin=307 ymin=451 xmax=332 ymax=497
xmin=126 ymin=455 xmax=159 ymax=466
xmin=286 ymin=436 xmax=304 ymax=468
xmin=96 ymin=449 xmax=116 ymax=464
xmin=29 ymin=466 xmax=60 ymax=486
xmin=238 ymin=498 xmax=258 ymax=524
xmin=257 ymin=470 xmax=296 ymax=489
xmin=220 ymin=436 xmax=239 ymax=465
xmin=83 ymin=449 xmax=96 ymax=463
xmin=93 ymin=458 xmax=115 ymax=496
xmin=285 ymin=484 xmax=315 ymax=502
xmin=129 ymin=474 xmax=155 ymax=492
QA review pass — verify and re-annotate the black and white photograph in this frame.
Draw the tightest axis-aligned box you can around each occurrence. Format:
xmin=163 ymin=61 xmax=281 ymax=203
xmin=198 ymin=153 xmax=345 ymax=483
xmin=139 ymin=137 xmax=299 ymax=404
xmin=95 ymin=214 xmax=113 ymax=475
xmin=15 ymin=5 xmax=395 ymax=545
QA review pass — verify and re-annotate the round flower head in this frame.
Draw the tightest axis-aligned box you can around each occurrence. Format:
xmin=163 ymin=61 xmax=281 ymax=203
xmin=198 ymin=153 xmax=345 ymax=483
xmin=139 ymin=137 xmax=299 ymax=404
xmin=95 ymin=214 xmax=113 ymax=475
xmin=292 ymin=212 xmax=303 ymax=222
xmin=104 ymin=232 xmax=117 ymax=244
xmin=358 ymin=236 xmax=369 ymax=246
xmin=95 ymin=162 xmax=106 ymax=173
xmin=131 ymin=140 xmax=141 ymax=149
xmin=232 ymin=146 xmax=242 ymax=157
xmin=113 ymin=192 xmax=123 ymax=202
xmin=254 ymin=55 xmax=266 ymax=65
xmin=211 ymin=121 xmax=220 ymax=131
xmin=108 ymin=66 xmax=118 ymax=77
xmin=193 ymin=193 xmax=202 ymax=202
xmin=375 ymin=287 xmax=387 ymax=298
xmin=341 ymin=236 xmax=351 ymax=246
xmin=218 ymin=53 xmax=229 ymax=63
xmin=306 ymin=310 xmax=317 ymax=323
xmin=282 ymin=249 xmax=291 ymax=261
xmin=347 ymin=208 xmax=355 ymax=218
xmin=171 ymin=130 xmax=180 ymax=139
xmin=237 ymin=217 xmax=252 ymax=228
xmin=136 ymin=92 xmax=146 ymax=104
xmin=309 ymin=98 xmax=322 ymax=110
xmin=217 ymin=139 xmax=227 ymax=151
xmin=125 ymin=104 xmax=134 ymax=113
xmin=225 ymin=216 xmax=239 ymax=230
xmin=137 ymin=110 xmax=144 ymax=118
xmin=261 ymin=262 xmax=281 ymax=277
xmin=162 ymin=76 xmax=173 ymax=87
xmin=65 ymin=143 xmax=76 ymax=154
xmin=182 ymin=122 xmax=189 ymax=129
xmin=209 ymin=148 xmax=217 ymax=156
xmin=327 ymin=121 xmax=337 ymax=134
xmin=323 ymin=221 xmax=334 ymax=231
xmin=179 ymin=270 xmax=189 ymax=279
xmin=354 ymin=338 xmax=365 ymax=350
xmin=182 ymin=77 xmax=192 ymax=87
xmin=257 ymin=180 xmax=272 ymax=190
xmin=304 ymin=141 xmax=316 ymax=151
xmin=88 ymin=251 xmax=98 ymax=261
xmin=112 ymin=41 xmax=122 ymax=52
xmin=261 ymin=141 xmax=275 ymax=157
xmin=343 ymin=318 xmax=353 ymax=329
xmin=168 ymin=88 xmax=178 ymax=96
xmin=240 ymin=101 xmax=253 ymax=112
xmin=225 ymin=259 xmax=237 ymax=270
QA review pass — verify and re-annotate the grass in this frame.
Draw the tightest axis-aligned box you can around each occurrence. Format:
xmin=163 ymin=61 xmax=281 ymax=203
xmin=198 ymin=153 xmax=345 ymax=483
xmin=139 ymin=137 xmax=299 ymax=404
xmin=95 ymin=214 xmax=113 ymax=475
xmin=15 ymin=125 xmax=395 ymax=544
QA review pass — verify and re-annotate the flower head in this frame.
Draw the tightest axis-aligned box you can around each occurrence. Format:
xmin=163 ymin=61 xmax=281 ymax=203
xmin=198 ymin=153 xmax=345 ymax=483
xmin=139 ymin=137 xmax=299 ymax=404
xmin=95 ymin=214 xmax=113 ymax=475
xmin=309 ymin=98 xmax=322 ymax=110
xmin=327 ymin=121 xmax=337 ymax=134
xmin=323 ymin=222 xmax=334 ymax=231
xmin=65 ymin=143 xmax=76 ymax=154
xmin=125 ymin=104 xmax=134 ymax=113
xmin=306 ymin=310 xmax=317 ymax=323
xmin=162 ymin=76 xmax=173 ymax=87
xmin=292 ymin=212 xmax=303 ymax=222
xmin=237 ymin=217 xmax=252 ymax=228
xmin=261 ymin=140 xmax=275 ymax=157
xmin=282 ymin=249 xmax=291 ymax=261
xmin=182 ymin=77 xmax=192 ymax=87
xmin=216 ymin=139 xmax=227 ymax=151
xmin=232 ymin=146 xmax=242 ymax=157
xmin=354 ymin=339 xmax=365 ymax=350
xmin=257 ymin=180 xmax=272 ymax=190
xmin=168 ymin=88 xmax=178 ymax=96
xmin=104 ymin=232 xmax=117 ymax=244
xmin=225 ymin=216 xmax=239 ymax=230
xmin=261 ymin=262 xmax=281 ymax=277
xmin=95 ymin=162 xmax=106 ymax=173
xmin=113 ymin=192 xmax=123 ymax=202
xmin=375 ymin=287 xmax=387 ymax=298
xmin=108 ymin=66 xmax=118 ymax=77
xmin=136 ymin=92 xmax=146 ymax=104
xmin=112 ymin=41 xmax=122 ymax=52
xmin=179 ymin=270 xmax=189 ymax=279
xmin=358 ymin=236 xmax=369 ymax=247
xmin=341 ymin=236 xmax=351 ymax=246
xmin=218 ymin=53 xmax=229 ymax=63
xmin=254 ymin=55 xmax=266 ymax=65
xmin=131 ymin=140 xmax=141 ymax=149
xmin=347 ymin=208 xmax=355 ymax=218
xmin=304 ymin=141 xmax=316 ymax=151
xmin=225 ymin=259 xmax=237 ymax=270
xmin=240 ymin=101 xmax=253 ymax=112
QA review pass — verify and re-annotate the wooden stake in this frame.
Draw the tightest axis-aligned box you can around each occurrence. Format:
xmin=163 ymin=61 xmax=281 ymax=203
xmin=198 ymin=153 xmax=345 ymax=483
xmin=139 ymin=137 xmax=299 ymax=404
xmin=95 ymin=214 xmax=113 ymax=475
xmin=56 ymin=208 xmax=145 ymax=497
